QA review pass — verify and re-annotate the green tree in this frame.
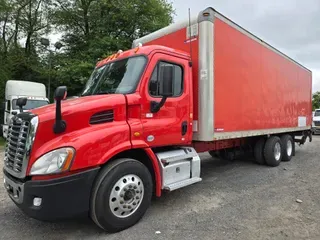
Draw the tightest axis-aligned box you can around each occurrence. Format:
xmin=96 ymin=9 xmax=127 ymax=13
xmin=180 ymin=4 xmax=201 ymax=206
xmin=52 ymin=0 xmax=174 ymax=96
xmin=0 ymin=0 xmax=174 ymax=102
xmin=0 ymin=0 xmax=53 ymax=101
xmin=313 ymin=92 xmax=320 ymax=110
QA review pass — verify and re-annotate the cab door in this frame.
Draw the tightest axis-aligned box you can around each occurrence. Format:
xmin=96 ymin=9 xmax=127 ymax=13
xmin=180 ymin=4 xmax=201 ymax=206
xmin=140 ymin=53 xmax=192 ymax=147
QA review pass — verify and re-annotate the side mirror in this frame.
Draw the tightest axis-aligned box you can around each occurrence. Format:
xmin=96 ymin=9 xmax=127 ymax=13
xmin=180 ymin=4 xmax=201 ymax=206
xmin=16 ymin=97 xmax=27 ymax=113
xmin=53 ymin=86 xmax=67 ymax=134
xmin=158 ymin=65 xmax=174 ymax=97
xmin=150 ymin=65 xmax=174 ymax=113
xmin=54 ymin=86 xmax=67 ymax=101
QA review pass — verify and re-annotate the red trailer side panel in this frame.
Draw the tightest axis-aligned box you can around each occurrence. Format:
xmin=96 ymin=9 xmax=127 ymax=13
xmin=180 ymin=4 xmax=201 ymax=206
xmin=214 ymin=17 xmax=312 ymax=133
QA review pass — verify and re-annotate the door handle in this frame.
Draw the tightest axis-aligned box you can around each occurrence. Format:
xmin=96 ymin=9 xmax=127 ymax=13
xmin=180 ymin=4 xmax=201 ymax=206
xmin=181 ymin=121 xmax=188 ymax=136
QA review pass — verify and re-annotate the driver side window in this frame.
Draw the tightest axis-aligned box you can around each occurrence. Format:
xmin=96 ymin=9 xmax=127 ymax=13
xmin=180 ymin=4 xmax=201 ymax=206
xmin=149 ymin=61 xmax=183 ymax=97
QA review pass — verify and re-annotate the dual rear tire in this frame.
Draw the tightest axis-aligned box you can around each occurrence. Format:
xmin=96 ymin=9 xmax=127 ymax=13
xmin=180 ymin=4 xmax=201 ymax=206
xmin=254 ymin=134 xmax=294 ymax=167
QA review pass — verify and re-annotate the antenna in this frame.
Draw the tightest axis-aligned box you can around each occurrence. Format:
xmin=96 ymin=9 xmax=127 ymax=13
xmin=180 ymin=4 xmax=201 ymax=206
xmin=188 ymin=8 xmax=193 ymax=67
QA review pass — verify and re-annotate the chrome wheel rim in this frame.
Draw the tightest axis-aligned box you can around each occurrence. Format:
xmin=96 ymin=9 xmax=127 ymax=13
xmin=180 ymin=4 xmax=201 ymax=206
xmin=274 ymin=142 xmax=281 ymax=161
xmin=109 ymin=174 xmax=144 ymax=218
xmin=287 ymin=140 xmax=293 ymax=156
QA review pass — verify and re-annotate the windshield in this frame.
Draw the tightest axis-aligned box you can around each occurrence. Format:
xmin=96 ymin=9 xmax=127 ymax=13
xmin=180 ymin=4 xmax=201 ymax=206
xmin=81 ymin=56 xmax=146 ymax=96
xmin=315 ymin=110 xmax=320 ymax=117
xmin=12 ymin=99 xmax=49 ymax=110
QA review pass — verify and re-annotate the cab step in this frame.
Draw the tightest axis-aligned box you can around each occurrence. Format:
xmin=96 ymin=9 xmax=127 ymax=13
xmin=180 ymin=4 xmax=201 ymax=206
xmin=164 ymin=177 xmax=202 ymax=191
xmin=156 ymin=147 xmax=202 ymax=191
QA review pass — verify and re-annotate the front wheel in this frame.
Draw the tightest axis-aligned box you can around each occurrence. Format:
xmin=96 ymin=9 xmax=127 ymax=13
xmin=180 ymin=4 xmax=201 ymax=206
xmin=90 ymin=158 xmax=153 ymax=232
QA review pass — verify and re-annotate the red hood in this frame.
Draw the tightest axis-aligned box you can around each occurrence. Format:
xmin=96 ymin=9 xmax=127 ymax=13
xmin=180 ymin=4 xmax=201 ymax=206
xmin=31 ymin=94 xmax=125 ymax=123
xmin=27 ymin=94 xmax=128 ymax=175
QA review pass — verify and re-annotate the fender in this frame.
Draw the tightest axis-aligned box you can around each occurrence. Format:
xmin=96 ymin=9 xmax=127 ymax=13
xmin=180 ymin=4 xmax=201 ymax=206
xmin=27 ymin=120 xmax=131 ymax=174
xmin=144 ymin=147 xmax=162 ymax=197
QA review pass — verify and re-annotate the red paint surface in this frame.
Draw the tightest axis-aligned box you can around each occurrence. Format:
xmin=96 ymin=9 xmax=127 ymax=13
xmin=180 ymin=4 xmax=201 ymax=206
xmin=143 ymin=28 xmax=200 ymax=121
xmin=138 ymin=51 xmax=193 ymax=147
xmin=144 ymin=148 xmax=162 ymax=197
xmin=214 ymin=18 xmax=312 ymax=132
xmin=29 ymin=95 xmax=131 ymax=174
xmin=193 ymin=138 xmax=245 ymax=153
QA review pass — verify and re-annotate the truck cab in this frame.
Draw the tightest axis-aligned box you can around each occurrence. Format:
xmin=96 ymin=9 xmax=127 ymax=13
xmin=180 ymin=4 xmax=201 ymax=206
xmin=3 ymin=45 xmax=197 ymax=232
xmin=2 ymin=80 xmax=49 ymax=138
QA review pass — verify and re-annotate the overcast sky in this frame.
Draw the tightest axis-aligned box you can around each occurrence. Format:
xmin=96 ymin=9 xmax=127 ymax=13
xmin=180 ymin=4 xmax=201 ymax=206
xmin=171 ymin=0 xmax=320 ymax=92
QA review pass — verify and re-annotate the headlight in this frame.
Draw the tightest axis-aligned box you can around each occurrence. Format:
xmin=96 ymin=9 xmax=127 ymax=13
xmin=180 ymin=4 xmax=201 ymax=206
xmin=30 ymin=148 xmax=75 ymax=175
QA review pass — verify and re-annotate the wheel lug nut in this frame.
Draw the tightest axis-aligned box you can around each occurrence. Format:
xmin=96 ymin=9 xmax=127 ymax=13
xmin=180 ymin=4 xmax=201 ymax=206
xmin=124 ymin=188 xmax=128 ymax=191
xmin=133 ymin=202 xmax=136 ymax=206
xmin=120 ymin=194 xmax=124 ymax=198
xmin=128 ymin=206 xmax=132 ymax=209
xmin=129 ymin=185 xmax=132 ymax=188
xmin=120 ymin=201 xmax=124 ymax=204
xmin=134 ymin=186 xmax=137 ymax=189
xmin=136 ymin=196 xmax=139 ymax=200
xmin=136 ymin=190 xmax=139 ymax=193
xmin=123 ymin=205 xmax=127 ymax=208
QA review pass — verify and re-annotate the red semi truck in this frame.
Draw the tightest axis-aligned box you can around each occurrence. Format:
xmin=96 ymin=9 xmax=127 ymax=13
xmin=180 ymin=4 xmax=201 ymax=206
xmin=3 ymin=7 xmax=312 ymax=232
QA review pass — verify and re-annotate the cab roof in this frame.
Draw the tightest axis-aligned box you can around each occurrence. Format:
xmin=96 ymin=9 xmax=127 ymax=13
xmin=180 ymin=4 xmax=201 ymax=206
xmin=96 ymin=45 xmax=189 ymax=68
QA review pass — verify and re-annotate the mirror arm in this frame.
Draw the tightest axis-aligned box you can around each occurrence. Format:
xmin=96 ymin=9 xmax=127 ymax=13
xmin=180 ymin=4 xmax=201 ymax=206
xmin=53 ymin=98 xmax=66 ymax=134
xmin=53 ymin=86 xmax=67 ymax=134
xmin=150 ymin=96 xmax=168 ymax=113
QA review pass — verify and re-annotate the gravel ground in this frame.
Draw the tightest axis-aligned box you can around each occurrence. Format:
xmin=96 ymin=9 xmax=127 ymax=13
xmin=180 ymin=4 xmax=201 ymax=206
xmin=1 ymin=136 xmax=320 ymax=240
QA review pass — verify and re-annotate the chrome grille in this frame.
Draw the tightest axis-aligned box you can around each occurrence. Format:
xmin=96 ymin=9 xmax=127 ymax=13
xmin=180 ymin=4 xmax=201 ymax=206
xmin=4 ymin=118 xmax=30 ymax=173
xmin=4 ymin=113 xmax=38 ymax=178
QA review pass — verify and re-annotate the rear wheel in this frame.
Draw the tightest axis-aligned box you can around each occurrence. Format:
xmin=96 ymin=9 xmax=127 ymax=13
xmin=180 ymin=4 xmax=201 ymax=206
xmin=264 ymin=136 xmax=282 ymax=167
xmin=219 ymin=149 xmax=236 ymax=161
xmin=208 ymin=150 xmax=219 ymax=158
xmin=90 ymin=158 xmax=153 ymax=232
xmin=254 ymin=138 xmax=266 ymax=165
xmin=280 ymin=135 xmax=294 ymax=162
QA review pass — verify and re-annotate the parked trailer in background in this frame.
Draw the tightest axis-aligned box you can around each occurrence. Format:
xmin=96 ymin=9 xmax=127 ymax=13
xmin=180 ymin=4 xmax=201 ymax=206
xmin=3 ymin=7 xmax=312 ymax=232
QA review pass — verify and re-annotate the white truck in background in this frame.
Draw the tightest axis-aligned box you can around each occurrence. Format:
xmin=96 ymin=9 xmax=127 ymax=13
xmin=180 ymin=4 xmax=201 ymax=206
xmin=312 ymin=109 xmax=320 ymax=134
xmin=1 ymin=80 xmax=49 ymax=138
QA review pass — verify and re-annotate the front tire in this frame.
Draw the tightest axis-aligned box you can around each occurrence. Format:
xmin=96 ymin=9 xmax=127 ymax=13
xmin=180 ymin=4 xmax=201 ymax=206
xmin=90 ymin=158 xmax=153 ymax=232
xmin=264 ymin=136 xmax=282 ymax=167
